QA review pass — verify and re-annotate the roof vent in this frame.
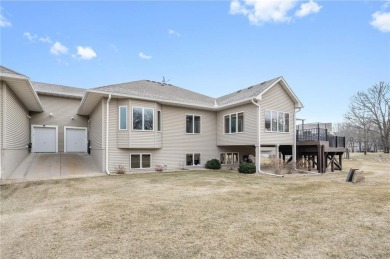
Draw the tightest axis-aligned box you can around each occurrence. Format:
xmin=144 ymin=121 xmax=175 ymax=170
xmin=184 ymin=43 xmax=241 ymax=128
xmin=248 ymin=86 xmax=253 ymax=89
xmin=260 ymin=81 xmax=266 ymax=85
xmin=237 ymin=90 xmax=242 ymax=93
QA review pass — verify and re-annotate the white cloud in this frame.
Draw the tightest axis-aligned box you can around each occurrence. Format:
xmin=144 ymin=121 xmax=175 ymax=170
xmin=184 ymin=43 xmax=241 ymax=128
xmin=229 ymin=0 xmax=297 ymax=25
xmin=295 ymin=0 xmax=322 ymax=17
xmin=168 ymin=29 xmax=180 ymax=37
xmin=370 ymin=11 xmax=390 ymax=33
xmin=139 ymin=52 xmax=152 ymax=60
xmin=76 ymin=46 xmax=97 ymax=60
xmin=23 ymin=32 xmax=38 ymax=42
xmin=24 ymin=32 xmax=53 ymax=44
xmin=0 ymin=13 xmax=11 ymax=28
xmin=39 ymin=36 xmax=53 ymax=44
xmin=50 ymin=41 xmax=68 ymax=55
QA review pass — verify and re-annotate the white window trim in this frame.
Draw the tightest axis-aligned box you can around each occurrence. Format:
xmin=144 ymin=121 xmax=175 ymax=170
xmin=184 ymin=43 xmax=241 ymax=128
xmin=223 ymin=111 xmax=244 ymax=134
xmin=185 ymin=114 xmax=202 ymax=134
xmin=64 ymin=126 xmax=88 ymax=153
xmin=185 ymin=153 xmax=202 ymax=166
xmin=220 ymin=152 xmax=240 ymax=165
xmin=264 ymin=109 xmax=290 ymax=133
xmin=130 ymin=153 xmax=152 ymax=169
xmin=132 ymin=106 xmax=154 ymax=131
xmin=119 ymin=106 xmax=128 ymax=130
xmin=157 ymin=110 xmax=162 ymax=132
xmin=31 ymin=125 xmax=59 ymax=153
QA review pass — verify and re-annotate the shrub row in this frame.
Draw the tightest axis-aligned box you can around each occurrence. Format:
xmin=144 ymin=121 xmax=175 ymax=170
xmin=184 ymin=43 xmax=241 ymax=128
xmin=205 ymin=159 xmax=256 ymax=174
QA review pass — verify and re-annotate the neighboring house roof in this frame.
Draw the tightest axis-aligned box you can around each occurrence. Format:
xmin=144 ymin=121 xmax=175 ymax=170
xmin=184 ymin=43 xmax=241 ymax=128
xmin=32 ymin=82 xmax=86 ymax=99
xmin=93 ymin=80 xmax=216 ymax=108
xmin=0 ymin=66 xmax=43 ymax=112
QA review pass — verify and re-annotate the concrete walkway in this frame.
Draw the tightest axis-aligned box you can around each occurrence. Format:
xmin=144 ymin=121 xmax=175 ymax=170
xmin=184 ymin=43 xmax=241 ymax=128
xmin=7 ymin=153 xmax=103 ymax=180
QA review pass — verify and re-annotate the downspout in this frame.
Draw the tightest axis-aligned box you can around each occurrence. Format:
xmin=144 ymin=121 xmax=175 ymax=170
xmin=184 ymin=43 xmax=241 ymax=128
xmin=251 ymin=98 xmax=283 ymax=177
xmin=105 ymin=94 xmax=112 ymax=175
xmin=293 ymin=107 xmax=302 ymax=170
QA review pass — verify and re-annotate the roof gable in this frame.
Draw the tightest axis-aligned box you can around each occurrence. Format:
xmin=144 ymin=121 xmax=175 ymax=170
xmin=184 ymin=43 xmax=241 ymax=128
xmin=0 ymin=66 xmax=43 ymax=112
xmin=256 ymin=77 xmax=303 ymax=108
xmin=216 ymin=77 xmax=280 ymax=107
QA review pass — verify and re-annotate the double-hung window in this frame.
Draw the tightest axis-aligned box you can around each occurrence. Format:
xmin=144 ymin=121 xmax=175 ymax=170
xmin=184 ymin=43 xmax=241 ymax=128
xmin=265 ymin=110 xmax=289 ymax=133
xmin=119 ymin=106 xmax=128 ymax=130
xmin=224 ymin=112 xmax=244 ymax=134
xmin=133 ymin=107 xmax=154 ymax=131
xmin=186 ymin=115 xmax=201 ymax=134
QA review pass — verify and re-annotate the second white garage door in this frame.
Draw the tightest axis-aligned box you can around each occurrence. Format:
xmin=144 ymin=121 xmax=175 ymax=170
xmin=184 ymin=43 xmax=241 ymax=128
xmin=65 ymin=127 xmax=87 ymax=153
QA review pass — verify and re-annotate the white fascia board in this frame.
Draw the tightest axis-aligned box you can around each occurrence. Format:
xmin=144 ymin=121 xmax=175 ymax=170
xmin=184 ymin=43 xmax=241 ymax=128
xmin=0 ymin=72 xmax=44 ymax=112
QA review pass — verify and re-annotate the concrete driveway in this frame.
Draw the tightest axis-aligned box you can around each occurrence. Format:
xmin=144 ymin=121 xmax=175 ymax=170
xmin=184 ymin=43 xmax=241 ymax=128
xmin=7 ymin=153 xmax=103 ymax=180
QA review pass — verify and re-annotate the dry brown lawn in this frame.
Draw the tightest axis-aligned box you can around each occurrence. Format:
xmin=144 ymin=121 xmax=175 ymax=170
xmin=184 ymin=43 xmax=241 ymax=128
xmin=1 ymin=153 xmax=389 ymax=258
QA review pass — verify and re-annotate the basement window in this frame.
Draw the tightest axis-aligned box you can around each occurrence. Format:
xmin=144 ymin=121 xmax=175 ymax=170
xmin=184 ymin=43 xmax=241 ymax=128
xmin=131 ymin=154 xmax=151 ymax=169
xmin=186 ymin=153 xmax=201 ymax=166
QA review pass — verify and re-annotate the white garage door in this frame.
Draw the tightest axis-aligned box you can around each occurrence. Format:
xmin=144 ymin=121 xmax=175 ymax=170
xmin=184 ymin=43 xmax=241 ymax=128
xmin=33 ymin=126 xmax=57 ymax=153
xmin=65 ymin=128 xmax=87 ymax=153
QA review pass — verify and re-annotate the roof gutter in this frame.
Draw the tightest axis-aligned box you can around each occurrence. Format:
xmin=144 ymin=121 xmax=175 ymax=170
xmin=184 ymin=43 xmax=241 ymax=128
xmin=251 ymin=98 xmax=284 ymax=177
xmin=105 ymin=94 xmax=112 ymax=175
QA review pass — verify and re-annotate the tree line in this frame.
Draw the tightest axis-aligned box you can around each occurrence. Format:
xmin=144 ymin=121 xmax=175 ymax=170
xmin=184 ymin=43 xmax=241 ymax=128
xmin=335 ymin=82 xmax=389 ymax=154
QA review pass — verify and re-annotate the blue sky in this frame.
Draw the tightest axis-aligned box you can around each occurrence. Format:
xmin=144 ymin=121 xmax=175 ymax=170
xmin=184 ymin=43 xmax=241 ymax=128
xmin=1 ymin=0 xmax=389 ymax=123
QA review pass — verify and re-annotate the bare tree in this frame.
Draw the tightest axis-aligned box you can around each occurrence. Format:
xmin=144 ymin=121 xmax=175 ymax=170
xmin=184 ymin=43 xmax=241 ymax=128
xmin=345 ymin=82 xmax=390 ymax=153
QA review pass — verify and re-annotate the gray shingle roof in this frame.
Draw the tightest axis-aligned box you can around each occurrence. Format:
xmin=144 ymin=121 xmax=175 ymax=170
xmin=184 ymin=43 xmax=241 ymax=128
xmin=32 ymin=82 xmax=86 ymax=99
xmin=0 ymin=66 xmax=27 ymax=77
xmin=92 ymin=78 xmax=282 ymax=108
xmin=216 ymin=77 xmax=280 ymax=106
xmin=93 ymin=80 xmax=217 ymax=108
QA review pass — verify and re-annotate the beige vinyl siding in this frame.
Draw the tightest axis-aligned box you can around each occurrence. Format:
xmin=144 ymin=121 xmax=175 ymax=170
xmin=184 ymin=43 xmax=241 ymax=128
xmin=1 ymin=83 xmax=30 ymax=178
xmin=217 ymin=103 xmax=257 ymax=146
xmin=105 ymin=101 xmax=218 ymax=172
xmin=114 ymin=99 xmax=162 ymax=149
xmin=259 ymin=82 xmax=295 ymax=145
xmin=89 ymin=99 xmax=104 ymax=172
xmin=30 ymin=95 xmax=88 ymax=152
xmin=0 ymin=82 xmax=3 ymax=149
xmin=129 ymin=100 xmax=162 ymax=148
xmin=152 ymin=105 xmax=218 ymax=169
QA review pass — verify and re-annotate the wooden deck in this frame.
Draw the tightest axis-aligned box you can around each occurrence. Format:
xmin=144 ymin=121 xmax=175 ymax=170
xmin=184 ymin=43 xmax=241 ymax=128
xmin=297 ymin=141 xmax=347 ymax=173
xmin=280 ymin=126 xmax=347 ymax=173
